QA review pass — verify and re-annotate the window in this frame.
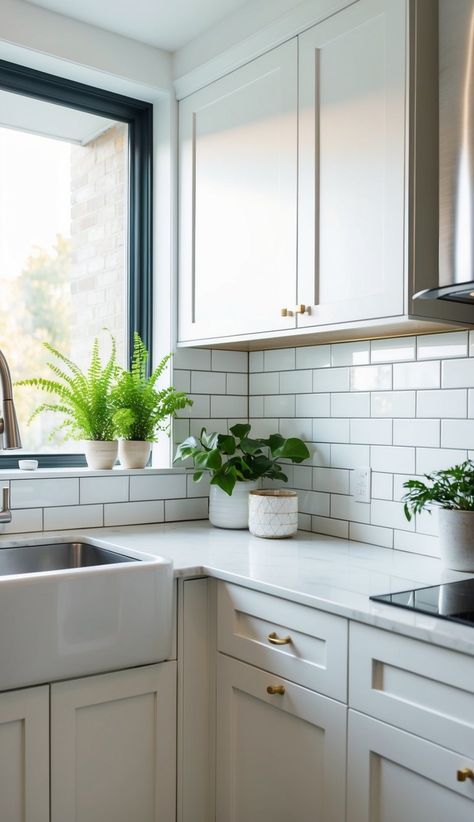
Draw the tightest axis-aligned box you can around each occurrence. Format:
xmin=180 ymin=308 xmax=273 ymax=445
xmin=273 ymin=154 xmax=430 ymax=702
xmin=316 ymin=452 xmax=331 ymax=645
xmin=0 ymin=59 xmax=152 ymax=467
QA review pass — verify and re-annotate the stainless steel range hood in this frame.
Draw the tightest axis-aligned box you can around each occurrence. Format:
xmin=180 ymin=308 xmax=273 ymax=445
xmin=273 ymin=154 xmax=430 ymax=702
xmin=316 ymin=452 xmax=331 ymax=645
xmin=414 ymin=0 xmax=474 ymax=306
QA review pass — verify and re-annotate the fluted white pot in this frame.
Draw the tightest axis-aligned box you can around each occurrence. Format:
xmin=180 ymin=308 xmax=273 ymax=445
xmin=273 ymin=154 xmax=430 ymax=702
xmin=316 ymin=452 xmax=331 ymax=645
xmin=83 ymin=440 xmax=118 ymax=470
xmin=118 ymin=440 xmax=151 ymax=469
xmin=249 ymin=489 xmax=298 ymax=539
xmin=209 ymin=481 xmax=259 ymax=529
xmin=438 ymin=508 xmax=474 ymax=571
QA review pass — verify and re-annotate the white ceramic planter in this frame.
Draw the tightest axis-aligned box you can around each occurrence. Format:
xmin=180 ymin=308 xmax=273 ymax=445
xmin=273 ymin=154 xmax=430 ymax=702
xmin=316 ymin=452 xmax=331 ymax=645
xmin=249 ymin=489 xmax=298 ymax=539
xmin=438 ymin=508 xmax=474 ymax=571
xmin=118 ymin=440 xmax=151 ymax=469
xmin=83 ymin=440 xmax=118 ymax=470
xmin=209 ymin=481 xmax=259 ymax=529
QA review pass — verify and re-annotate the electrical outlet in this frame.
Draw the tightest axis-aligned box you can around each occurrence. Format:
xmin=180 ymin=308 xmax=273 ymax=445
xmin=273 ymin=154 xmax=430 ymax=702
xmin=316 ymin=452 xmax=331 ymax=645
xmin=351 ymin=466 xmax=371 ymax=503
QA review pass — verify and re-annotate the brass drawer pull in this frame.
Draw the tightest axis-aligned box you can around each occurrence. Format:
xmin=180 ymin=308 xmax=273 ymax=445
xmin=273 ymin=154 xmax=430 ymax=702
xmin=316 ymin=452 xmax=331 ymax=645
xmin=267 ymin=632 xmax=292 ymax=646
xmin=267 ymin=685 xmax=285 ymax=696
xmin=457 ymin=768 xmax=474 ymax=782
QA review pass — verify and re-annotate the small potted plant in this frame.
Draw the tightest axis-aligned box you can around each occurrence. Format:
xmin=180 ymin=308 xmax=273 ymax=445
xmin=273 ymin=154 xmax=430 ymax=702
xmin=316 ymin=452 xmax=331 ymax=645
xmin=174 ymin=423 xmax=310 ymax=529
xmin=112 ymin=333 xmax=193 ymax=469
xmin=16 ymin=334 xmax=119 ymax=469
xmin=403 ymin=460 xmax=474 ymax=570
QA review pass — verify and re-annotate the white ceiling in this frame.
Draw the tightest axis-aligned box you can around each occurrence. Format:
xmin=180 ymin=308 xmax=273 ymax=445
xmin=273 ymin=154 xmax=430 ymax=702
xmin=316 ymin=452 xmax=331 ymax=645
xmin=0 ymin=89 xmax=115 ymax=144
xmin=25 ymin=0 xmax=251 ymax=51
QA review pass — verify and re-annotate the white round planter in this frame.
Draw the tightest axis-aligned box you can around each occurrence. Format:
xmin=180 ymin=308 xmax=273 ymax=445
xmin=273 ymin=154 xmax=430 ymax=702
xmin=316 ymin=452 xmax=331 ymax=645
xmin=249 ymin=489 xmax=298 ymax=539
xmin=438 ymin=508 xmax=474 ymax=571
xmin=209 ymin=481 xmax=259 ymax=529
xmin=83 ymin=440 xmax=118 ymax=470
xmin=118 ymin=440 xmax=151 ymax=469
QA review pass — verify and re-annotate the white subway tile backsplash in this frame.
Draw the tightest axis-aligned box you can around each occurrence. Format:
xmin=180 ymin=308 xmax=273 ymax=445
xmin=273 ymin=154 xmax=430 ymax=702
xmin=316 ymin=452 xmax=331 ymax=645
xmin=331 ymin=392 xmax=370 ymax=418
xmin=442 ymin=357 xmax=474 ymax=388
xmin=313 ymin=467 xmax=350 ymax=494
xmin=469 ymin=389 xmax=474 ymax=417
xmin=249 ymin=372 xmax=279 ymax=395
xmin=264 ymin=348 xmax=295 ymax=371
xmin=371 ymin=499 xmax=413 ymax=531
xmin=295 ymin=344 xmax=331 ymax=370
xmin=416 ymin=506 xmax=438 ymax=537
xmin=394 ymin=529 xmax=439 ymax=558
xmin=298 ymin=490 xmax=330 ymax=516
xmin=371 ymin=472 xmax=393 ymax=500
xmin=179 ymin=394 xmax=210 ymax=418
xmin=416 ymin=447 xmax=467 ymax=474
xmin=211 ymin=395 xmax=247 ymax=418
xmin=280 ymin=369 xmax=313 ymax=394
xmin=417 ymin=331 xmax=468 ymax=360
xmin=165 ymin=497 xmax=208 ymax=522
xmin=295 ymin=393 xmax=330 ymax=418
xmin=173 ymin=370 xmax=191 ymax=392
xmin=249 ymin=418 xmax=279 ymax=437
xmin=441 ymin=419 xmax=474 ymax=449
xmin=350 ymin=364 xmax=392 ymax=391
xmin=173 ymin=348 xmax=211 ymax=371
xmin=130 ymin=474 xmax=187 ymax=501
xmin=249 ymin=351 xmax=264 ymax=372
xmin=393 ymin=419 xmax=440 ymax=448
xmin=331 ymin=341 xmax=370 ymax=366
xmin=186 ymin=473 xmax=211 ymax=497
xmin=280 ymin=418 xmax=313 ymax=441
xmin=249 ymin=396 xmax=264 ymax=417
xmin=80 ymin=476 xmax=129 ymax=505
xmin=44 ymin=504 xmax=103 ymax=531
xmin=292 ymin=465 xmax=313 ymax=490
xmin=350 ymin=419 xmax=392 ymax=445
xmin=312 ymin=515 xmax=348 ymax=538
xmin=310 ymin=443 xmax=331 ymax=466
xmin=313 ymin=418 xmax=350 ymax=443
xmin=104 ymin=500 xmax=164 ymax=527
xmin=331 ymin=494 xmax=370 ymax=524
xmin=371 ymin=446 xmax=415 ymax=474
xmin=331 ymin=443 xmax=370 ymax=469
xmin=393 ymin=361 xmax=440 ymax=390
xmin=226 ymin=373 xmax=248 ymax=395
xmin=264 ymin=395 xmax=295 ymax=418
xmin=416 ymin=389 xmax=467 ymax=418
xmin=349 ymin=522 xmax=393 ymax=548
xmin=191 ymin=371 xmax=226 ymax=395
xmin=0 ymin=508 xmax=43 ymax=534
xmin=313 ymin=367 xmax=350 ymax=392
xmin=11 ymin=478 xmax=79 ymax=509
xmin=371 ymin=337 xmax=416 ymax=363
xmin=211 ymin=350 xmax=247 ymax=373
xmin=298 ymin=512 xmax=312 ymax=531
xmin=371 ymin=391 xmax=416 ymax=418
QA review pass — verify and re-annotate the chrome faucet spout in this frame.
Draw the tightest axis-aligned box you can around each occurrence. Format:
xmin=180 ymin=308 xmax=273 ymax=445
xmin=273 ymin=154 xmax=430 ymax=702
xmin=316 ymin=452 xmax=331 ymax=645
xmin=0 ymin=351 xmax=22 ymax=450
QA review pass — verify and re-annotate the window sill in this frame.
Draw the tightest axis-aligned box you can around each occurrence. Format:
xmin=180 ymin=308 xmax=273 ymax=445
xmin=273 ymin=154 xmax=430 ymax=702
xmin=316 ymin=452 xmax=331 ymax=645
xmin=0 ymin=466 xmax=188 ymax=481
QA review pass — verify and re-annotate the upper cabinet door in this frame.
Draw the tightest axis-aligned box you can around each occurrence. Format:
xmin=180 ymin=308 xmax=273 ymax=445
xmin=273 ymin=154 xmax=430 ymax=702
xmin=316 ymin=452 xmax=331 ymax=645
xmin=297 ymin=0 xmax=406 ymax=328
xmin=178 ymin=41 xmax=298 ymax=342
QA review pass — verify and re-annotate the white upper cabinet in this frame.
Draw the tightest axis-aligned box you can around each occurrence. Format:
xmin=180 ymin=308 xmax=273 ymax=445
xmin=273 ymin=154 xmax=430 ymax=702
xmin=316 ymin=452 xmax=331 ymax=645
xmin=297 ymin=0 xmax=405 ymax=328
xmin=179 ymin=41 xmax=298 ymax=342
xmin=178 ymin=0 xmax=443 ymax=346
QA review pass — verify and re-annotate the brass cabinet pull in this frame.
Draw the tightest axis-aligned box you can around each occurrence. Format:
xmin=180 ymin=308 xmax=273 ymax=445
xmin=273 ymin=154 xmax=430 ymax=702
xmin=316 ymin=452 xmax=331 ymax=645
xmin=267 ymin=684 xmax=285 ymax=696
xmin=457 ymin=768 xmax=474 ymax=782
xmin=280 ymin=308 xmax=293 ymax=317
xmin=267 ymin=632 xmax=292 ymax=646
xmin=294 ymin=304 xmax=311 ymax=315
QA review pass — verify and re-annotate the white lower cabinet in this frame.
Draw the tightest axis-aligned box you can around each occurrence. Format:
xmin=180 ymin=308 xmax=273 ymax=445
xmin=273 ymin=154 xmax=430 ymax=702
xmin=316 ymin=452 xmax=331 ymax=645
xmin=51 ymin=662 xmax=176 ymax=822
xmin=0 ymin=685 xmax=49 ymax=822
xmin=216 ymin=653 xmax=347 ymax=822
xmin=347 ymin=710 xmax=474 ymax=822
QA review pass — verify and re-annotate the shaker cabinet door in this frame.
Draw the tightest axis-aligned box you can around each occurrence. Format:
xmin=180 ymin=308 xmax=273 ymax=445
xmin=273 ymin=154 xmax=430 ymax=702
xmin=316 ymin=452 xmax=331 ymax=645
xmin=179 ymin=40 xmax=298 ymax=342
xmin=297 ymin=0 xmax=406 ymax=328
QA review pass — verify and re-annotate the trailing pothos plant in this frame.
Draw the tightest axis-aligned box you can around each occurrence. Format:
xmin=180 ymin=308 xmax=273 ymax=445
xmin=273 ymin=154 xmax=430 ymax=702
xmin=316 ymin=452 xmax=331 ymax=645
xmin=112 ymin=333 xmax=193 ymax=441
xmin=403 ymin=460 xmax=474 ymax=521
xmin=16 ymin=333 xmax=119 ymax=441
xmin=174 ymin=423 xmax=311 ymax=495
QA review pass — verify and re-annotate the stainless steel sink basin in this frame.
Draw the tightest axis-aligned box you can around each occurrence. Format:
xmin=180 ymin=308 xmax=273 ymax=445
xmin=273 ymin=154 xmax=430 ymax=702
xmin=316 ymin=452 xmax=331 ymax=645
xmin=0 ymin=536 xmax=173 ymax=691
xmin=0 ymin=541 xmax=134 ymax=575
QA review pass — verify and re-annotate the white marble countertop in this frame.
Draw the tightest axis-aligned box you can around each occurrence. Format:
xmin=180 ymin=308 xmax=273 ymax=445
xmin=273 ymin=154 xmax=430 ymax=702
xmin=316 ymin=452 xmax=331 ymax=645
xmin=3 ymin=520 xmax=474 ymax=657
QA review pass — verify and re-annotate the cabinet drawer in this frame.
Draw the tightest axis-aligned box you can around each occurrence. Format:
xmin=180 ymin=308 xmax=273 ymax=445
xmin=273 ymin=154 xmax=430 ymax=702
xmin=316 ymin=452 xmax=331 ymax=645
xmin=217 ymin=582 xmax=348 ymax=701
xmin=349 ymin=622 xmax=474 ymax=756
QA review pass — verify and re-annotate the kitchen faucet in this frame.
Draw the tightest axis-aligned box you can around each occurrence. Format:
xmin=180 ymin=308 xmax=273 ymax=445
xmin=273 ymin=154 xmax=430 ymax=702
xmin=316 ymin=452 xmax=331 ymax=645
xmin=0 ymin=350 xmax=22 ymax=524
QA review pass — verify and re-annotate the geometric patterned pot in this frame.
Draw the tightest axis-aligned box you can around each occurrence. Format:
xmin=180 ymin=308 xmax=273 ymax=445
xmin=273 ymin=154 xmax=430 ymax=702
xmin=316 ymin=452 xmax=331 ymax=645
xmin=249 ymin=489 xmax=298 ymax=539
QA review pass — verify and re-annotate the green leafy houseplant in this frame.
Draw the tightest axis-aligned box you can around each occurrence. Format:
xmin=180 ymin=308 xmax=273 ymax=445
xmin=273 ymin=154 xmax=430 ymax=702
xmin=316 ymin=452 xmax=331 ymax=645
xmin=16 ymin=333 xmax=118 ymax=442
xmin=402 ymin=460 xmax=474 ymax=521
xmin=174 ymin=423 xmax=310 ymax=495
xmin=112 ymin=333 xmax=193 ymax=442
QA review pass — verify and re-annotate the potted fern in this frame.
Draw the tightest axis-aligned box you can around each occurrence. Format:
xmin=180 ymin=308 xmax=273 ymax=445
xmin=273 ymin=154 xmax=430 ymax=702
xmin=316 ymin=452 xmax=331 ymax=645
xmin=112 ymin=333 xmax=193 ymax=469
xmin=403 ymin=460 xmax=474 ymax=570
xmin=16 ymin=334 xmax=119 ymax=469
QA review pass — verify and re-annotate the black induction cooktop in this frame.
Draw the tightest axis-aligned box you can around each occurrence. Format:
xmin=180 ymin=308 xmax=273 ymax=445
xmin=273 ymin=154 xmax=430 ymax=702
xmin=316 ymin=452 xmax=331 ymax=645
xmin=370 ymin=577 xmax=474 ymax=627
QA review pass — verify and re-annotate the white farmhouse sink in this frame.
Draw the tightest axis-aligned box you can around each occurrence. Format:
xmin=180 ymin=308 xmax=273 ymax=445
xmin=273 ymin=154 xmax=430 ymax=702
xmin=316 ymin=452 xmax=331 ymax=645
xmin=0 ymin=536 xmax=173 ymax=691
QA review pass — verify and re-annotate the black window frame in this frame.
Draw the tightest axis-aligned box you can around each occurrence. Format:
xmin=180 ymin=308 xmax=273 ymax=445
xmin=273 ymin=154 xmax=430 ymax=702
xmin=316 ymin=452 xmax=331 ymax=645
xmin=0 ymin=58 xmax=153 ymax=469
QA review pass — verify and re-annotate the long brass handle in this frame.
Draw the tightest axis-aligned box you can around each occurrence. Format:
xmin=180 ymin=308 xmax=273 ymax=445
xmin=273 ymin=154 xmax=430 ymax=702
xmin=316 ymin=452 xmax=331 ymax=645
xmin=267 ymin=685 xmax=285 ymax=696
xmin=457 ymin=768 xmax=474 ymax=782
xmin=267 ymin=632 xmax=292 ymax=646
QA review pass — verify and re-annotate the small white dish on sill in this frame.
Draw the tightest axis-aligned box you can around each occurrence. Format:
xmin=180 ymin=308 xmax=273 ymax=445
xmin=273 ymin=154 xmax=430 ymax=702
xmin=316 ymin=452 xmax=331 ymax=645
xmin=249 ymin=489 xmax=298 ymax=539
xmin=18 ymin=459 xmax=38 ymax=471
